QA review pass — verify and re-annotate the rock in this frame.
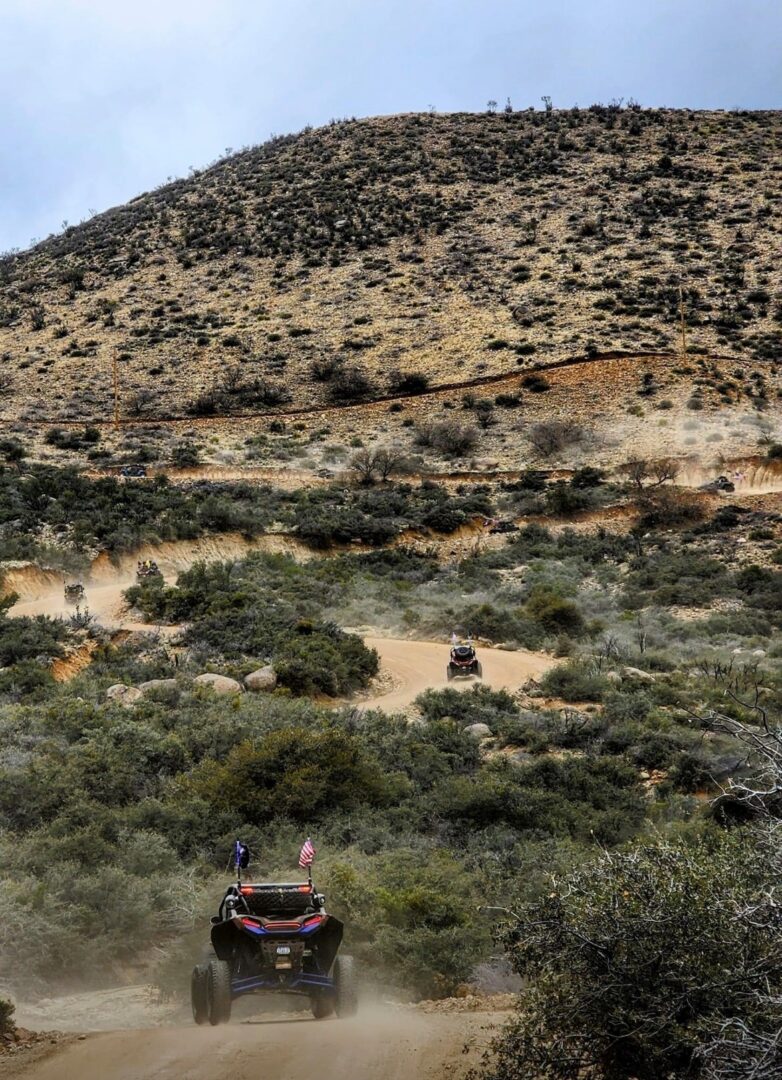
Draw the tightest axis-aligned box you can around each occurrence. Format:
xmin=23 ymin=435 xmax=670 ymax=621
xmin=106 ymin=684 xmax=142 ymax=707
xmin=465 ymin=722 xmax=493 ymax=739
xmin=138 ymin=678 xmax=178 ymax=696
xmin=193 ymin=672 xmax=243 ymax=695
xmin=605 ymin=670 xmax=622 ymax=685
xmin=244 ymin=665 xmax=278 ymax=692
xmin=621 ymin=666 xmax=656 ymax=683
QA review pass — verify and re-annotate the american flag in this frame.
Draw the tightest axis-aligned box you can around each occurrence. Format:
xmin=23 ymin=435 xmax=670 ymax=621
xmin=298 ymin=838 xmax=316 ymax=869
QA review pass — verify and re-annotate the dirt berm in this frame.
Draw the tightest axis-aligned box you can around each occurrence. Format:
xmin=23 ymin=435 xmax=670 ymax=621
xmin=1 ymin=1006 xmax=506 ymax=1080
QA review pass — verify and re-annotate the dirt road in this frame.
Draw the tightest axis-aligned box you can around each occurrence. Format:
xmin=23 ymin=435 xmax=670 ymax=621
xmin=361 ymin=636 xmax=552 ymax=712
xmin=3 ymin=1007 xmax=504 ymax=1080
xmin=2 ymin=536 xmax=553 ymax=706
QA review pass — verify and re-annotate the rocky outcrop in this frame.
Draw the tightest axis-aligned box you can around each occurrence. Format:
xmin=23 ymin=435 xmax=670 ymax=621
xmin=465 ymin=722 xmax=493 ymax=739
xmin=244 ymin=666 xmax=278 ymax=692
xmin=138 ymin=678 xmax=178 ymax=696
xmin=106 ymin=684 xmax=143 ymax=707
xmin=193 ymin=672 xmax=243 ymax=695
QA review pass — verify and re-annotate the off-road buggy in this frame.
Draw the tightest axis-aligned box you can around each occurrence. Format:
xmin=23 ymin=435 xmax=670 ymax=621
xmin=191 ymin=848 xmax=357 ymax=1026
xmin=64 ymin=583 xmax=85 ymax=604
xmin=136 ymin=560 xmax=162 ymax=581
xmin=488 ymin=519 xmax=520 ymax=535
xmin=120 ymin=464 xmax=147 ymax=478
xmin=447 ymin=642 xmax=482 ymax=680
xmin=699 ymin=475 xmax=735 ymax=493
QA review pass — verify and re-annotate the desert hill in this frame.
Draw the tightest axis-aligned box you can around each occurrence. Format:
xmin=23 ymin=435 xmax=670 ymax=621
xmin=0 ymin=107 xmax=780 ymax=469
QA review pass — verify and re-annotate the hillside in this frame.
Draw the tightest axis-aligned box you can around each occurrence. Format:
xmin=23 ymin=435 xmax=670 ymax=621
xmin=1 ymin=107 xmax=780 ymax=469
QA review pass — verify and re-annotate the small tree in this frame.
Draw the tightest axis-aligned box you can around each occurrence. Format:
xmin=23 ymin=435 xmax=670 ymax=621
xmin=171 ymin=441 xmax=201 ymax=468
xmin=350 ymin=448 xmax=378 ymax=485
xmin=0 ymin=438 xmax=25 ymax=468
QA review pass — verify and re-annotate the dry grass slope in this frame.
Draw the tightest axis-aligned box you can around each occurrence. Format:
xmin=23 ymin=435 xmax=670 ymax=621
xmin=0 ymin=107 xmax=780 ymax=431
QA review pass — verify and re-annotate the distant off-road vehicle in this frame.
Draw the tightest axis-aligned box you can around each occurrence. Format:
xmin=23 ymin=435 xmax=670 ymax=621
xmin=447 ymin=641 xmax=482 ymax=680
xmin=488 ymin=519 xmax=520 ymax=535
xmin=120 ymin=464 xmax=147 ymax=478
xmin=699 ymin=475 xmax=735 ymax=493
xmin=64 ymin=583 xmax=85 ymax=604
xmin=136 ymin=560 xmax=162 ymax=581
xmin=191 ymin=845 xmax=357 ymax=1026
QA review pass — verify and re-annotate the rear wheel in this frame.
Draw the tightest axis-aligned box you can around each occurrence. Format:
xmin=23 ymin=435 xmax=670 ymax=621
xmin=311 ymin=994 xmax=334 ymax=1020
xmin=475 ymin=662 xmax=483 ymax=678
xmin=447 ymin=665 xmax=454 ymax=681
xmin=334 ymin=955 xmax=358 ymax=1018
xmin=191 ymin=964 xmax=208 ymax=1025
xmin=206 ymin=958 xmax=232 ymax=1025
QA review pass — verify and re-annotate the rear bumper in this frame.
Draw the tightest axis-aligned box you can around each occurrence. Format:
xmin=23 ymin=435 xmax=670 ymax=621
xmin=231 ymin=972 xmax=334 ymax=999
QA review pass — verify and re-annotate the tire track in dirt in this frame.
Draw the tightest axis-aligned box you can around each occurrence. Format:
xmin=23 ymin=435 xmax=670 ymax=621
xmin=0 ymin=1006 xmax=507 ymax=1080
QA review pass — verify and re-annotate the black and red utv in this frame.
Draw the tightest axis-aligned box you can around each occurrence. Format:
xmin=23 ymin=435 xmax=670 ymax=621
xmin=191 ymin=878 xmax=357 ymax=1025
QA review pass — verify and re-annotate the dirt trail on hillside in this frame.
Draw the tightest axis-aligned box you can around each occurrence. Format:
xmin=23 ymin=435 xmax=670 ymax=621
xmin=678 ymin=459 xmax=782 ymax=495
xmin=3 ymin=533 xmax=316 ymax=628
xmin=1 ymin=1006 xmax=503 ymax=1080
xmin=2 ymin=541 xmax=552 ymax=707
xmin=361 ymin=636 xmax=553 ymax=712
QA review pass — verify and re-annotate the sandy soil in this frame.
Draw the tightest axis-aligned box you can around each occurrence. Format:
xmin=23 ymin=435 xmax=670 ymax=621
xmin=3 ymin=532 xmax=317 ymax=629
xmin=360 ymin=636 xmax=553 ymax=713
xmin=1 ymin=1006 xmax=505 ymax=1080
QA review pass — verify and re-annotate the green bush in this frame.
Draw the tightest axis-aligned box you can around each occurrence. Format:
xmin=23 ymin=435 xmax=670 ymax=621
xmin=0 ymin=996 xmax=14 ymax=1036
xmin=177 ymin=728 xmax=399 ymax=823
xmin=525 ymin=587 xmax=585 ymax=636
xmin=540 ymin=662 xmax=606 ymax=702
xmin=487 ymin=830 xmax=782 ymax=1080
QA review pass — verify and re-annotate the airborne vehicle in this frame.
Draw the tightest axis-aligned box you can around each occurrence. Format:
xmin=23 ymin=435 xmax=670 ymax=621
xmin=447 ymin=639 xmax=482 ymax=680
xmin=191 ymin=842 xmax=357 ymax=1026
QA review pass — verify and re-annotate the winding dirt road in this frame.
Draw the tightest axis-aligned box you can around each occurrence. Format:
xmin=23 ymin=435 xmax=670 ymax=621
xmin=2 ymin=538 xmax=552 ymax=707
xmin=362 ymin=636 xmax=552 ymax=712
xmin=3 ymin=1007 xmax=505 ymax=1080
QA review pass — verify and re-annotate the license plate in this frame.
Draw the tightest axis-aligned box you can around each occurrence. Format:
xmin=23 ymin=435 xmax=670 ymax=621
xmin=276 ymin=946 xmax=291 ymax=955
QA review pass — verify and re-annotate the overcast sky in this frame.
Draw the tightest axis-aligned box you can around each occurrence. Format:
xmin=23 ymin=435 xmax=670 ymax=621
xmin=1 ymin=0 xmax=779 ymax=252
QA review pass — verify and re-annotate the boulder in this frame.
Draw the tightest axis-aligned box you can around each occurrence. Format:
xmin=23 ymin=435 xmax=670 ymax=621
xmin=621 ymin=666 xmax=656 ymax=683
xmin=106 ymin=684 xmax=142 ymax=707
xmin=244 ymin=666 xmax=278 ymax=693
xmin=605 ymin=670 xmax=623 ymax=685
xmin=193 ymin=672 xmax=243 ymax=695
xmin=138 ymin=678 xmax=178 ymax=696
xmin=465 ymin=722 xmax=493 ymax=739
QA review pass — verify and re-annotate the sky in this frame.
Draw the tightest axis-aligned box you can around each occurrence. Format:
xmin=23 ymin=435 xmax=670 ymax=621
xmin=0 ymin=0 xmax=780 ymax=252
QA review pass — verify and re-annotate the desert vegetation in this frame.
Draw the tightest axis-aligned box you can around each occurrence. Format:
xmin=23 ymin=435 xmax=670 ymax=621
xmin=1 ymin=107 xmax=781 ymax=429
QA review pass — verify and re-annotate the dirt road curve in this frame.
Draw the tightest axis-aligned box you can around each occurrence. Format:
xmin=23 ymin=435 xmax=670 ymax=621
xmin=362 ymin=636 xmax=553 ymax=712
xmin=5 ymin=1009 xmax=504 ymax=1080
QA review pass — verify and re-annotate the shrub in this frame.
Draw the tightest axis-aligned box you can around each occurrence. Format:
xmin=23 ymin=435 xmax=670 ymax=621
xmin=171 ymin=442 xmax=201 ymax=468
xmin=177 ymin=728 xmax=395 ymax=823
xmin=486 ymin=831 xmax=782 ymax=1080
xmin=526 ymin=587 xmax=585 ymax=636
xmin=44 ymin=426 xmax=100 ymax=451
xmin=522 ymin=374 xmax=550 ymax=393
xmin=529 ymin=421 xmax=584 ymax=457
xmin=388 ymin=370 xmax=429 ymax=395
xmin=273 ymin=626 xmax=379 ymax=696
xmin=0 ymin=997 xmax=14 ymax=1036
xmin=328 ymin=365 xmax=376 ymax=402
xmin=540 ymin=662 xmax=605 ymax=702
xmin=416 ymin=420 xmax=479 ymax=457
